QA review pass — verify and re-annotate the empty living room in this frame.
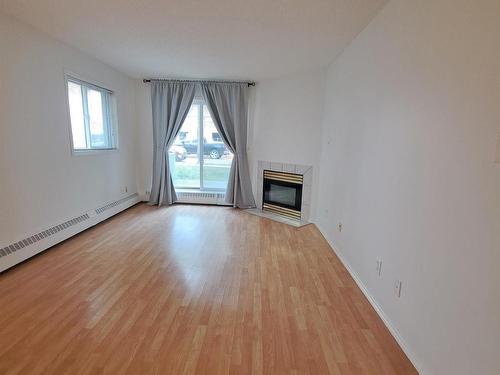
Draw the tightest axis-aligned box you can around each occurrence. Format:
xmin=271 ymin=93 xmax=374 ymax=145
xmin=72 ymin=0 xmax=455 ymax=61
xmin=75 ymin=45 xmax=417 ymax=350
xmin=1 ymin=1 xmax=499 ymax=374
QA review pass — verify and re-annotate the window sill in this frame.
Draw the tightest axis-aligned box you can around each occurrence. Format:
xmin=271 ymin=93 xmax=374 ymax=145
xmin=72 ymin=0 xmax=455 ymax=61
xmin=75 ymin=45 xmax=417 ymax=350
xmin=72 ymin=148 xmax=118 ymax=156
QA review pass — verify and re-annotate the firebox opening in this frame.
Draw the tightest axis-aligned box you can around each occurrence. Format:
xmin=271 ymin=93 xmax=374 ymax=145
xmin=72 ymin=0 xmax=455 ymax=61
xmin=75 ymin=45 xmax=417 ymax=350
xmin=262 ymin=170 xmax=303 ymax=220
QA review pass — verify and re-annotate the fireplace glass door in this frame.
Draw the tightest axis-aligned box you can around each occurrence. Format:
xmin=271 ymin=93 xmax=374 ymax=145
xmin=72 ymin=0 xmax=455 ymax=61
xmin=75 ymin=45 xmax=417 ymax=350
xmin=266 ymin=183 xmax=299 ymax=209
xmin=263 ymin=174 xmax=302 ymax=212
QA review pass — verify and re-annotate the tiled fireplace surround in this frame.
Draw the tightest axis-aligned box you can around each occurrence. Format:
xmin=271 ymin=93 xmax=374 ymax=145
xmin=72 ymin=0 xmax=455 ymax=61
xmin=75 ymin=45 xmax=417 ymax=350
xmin=255 ymin=161 xmax=313 ymax=222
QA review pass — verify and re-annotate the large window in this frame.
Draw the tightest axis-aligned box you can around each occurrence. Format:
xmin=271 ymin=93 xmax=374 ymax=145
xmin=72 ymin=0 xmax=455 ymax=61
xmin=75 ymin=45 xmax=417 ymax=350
xmin=169 ymin=102 xmax=233 ymax=191
xmin=66 ymin=76 xmax=116 ymax=152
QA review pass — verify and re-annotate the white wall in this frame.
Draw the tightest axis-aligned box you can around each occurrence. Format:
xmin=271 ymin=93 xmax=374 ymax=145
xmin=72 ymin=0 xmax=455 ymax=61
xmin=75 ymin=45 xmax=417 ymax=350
xmin=249 ymin=69 xmax=326 ymax=219
xmin=0 ymin=13 xmax=138 ymax=246
xmin=316 ymin=1 xmax=500 ymax=374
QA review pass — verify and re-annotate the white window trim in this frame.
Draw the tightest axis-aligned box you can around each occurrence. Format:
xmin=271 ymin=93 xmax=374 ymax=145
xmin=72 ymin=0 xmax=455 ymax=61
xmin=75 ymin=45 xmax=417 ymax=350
xmin=63 ymin=70 xmax=119 ymax=156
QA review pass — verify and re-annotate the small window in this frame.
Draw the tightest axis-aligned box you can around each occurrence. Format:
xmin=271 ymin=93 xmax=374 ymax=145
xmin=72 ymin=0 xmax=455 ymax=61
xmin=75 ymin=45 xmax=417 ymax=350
xmin=66 ymin=76 xmax=117 ymax=152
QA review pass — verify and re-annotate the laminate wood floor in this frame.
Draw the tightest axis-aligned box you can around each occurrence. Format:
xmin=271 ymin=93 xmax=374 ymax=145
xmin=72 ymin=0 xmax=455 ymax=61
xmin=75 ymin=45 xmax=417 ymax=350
xmin=0 ymin=203 xmax=418 ymax=374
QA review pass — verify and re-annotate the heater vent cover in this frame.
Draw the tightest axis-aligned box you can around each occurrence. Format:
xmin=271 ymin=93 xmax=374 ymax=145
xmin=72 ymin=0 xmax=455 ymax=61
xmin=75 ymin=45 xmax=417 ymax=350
xmin=176 ymin=191 xmax=227 ymax=204
xmin=0 ymin=193 xmax=140 ymax=261
xmin=95 ymin=193 xmax=139 ymax=214
xmin=0 ymin=214 xmax=90 ymax=258
xmin=177 ymin=191 xmax=225 ymax=199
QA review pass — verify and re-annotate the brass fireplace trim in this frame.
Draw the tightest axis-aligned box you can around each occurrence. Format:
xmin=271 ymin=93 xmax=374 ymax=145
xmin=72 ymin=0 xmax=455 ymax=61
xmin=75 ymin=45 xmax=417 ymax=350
xmin=263 ymin=170 xmax=303 ymax=185
xmin=262 ymin=170 xmax=303 ymax=220
xmin=262 ymin=203 xmax=301 ymax=220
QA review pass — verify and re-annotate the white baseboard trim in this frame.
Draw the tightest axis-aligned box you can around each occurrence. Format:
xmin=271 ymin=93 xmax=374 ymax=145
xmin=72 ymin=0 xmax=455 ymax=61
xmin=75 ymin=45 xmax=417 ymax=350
xmin=315 ymin=224 xmax=427 ymax=375
xmin=0 ymin=193 xmax=140 ymax=273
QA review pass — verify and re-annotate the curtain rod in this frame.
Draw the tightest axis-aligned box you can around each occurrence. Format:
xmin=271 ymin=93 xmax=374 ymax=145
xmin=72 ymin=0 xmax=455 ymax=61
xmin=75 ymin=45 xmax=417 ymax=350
xmin=142 ymin=78 xmax=256 ymax=87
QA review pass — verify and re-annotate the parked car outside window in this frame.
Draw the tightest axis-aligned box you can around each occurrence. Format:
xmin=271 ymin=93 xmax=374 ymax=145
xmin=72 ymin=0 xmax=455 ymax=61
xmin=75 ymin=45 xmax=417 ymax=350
xmin=181 ymin=138 xmax=226 ymax=159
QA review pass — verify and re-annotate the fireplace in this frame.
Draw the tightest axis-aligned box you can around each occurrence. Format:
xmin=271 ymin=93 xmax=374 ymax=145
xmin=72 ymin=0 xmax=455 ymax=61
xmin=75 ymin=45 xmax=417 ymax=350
xmin=262 ymin=170 xmax=303 ymax=220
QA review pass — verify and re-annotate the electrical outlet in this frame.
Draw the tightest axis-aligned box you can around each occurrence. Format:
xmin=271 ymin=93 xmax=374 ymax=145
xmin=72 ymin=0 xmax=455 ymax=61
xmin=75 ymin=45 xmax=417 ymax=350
xmin=338 ymin=222 xmax=342 ymax=232
xmin=120 ymin=186 xmax=128 ymax=194
xmin=394 ymin=279 xmax=402 ymax=298
xmin=376 ymin=259 xmax=383 ymax=276
xmin=145 ymin=190 xmax=151 ymax=196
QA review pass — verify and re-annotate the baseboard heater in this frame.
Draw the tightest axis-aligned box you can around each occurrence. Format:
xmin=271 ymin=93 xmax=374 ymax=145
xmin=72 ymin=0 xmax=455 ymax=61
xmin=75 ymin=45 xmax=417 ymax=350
xmin=0 ymin=193 xmax=140 ymax=273
xmin=176 ymin=191 xmax=228 ymax=205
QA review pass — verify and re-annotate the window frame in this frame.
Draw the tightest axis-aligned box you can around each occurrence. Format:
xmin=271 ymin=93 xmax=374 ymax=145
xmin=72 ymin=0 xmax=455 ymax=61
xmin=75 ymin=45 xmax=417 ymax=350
xmin=64 ymin=72 xmax=118 ymax=155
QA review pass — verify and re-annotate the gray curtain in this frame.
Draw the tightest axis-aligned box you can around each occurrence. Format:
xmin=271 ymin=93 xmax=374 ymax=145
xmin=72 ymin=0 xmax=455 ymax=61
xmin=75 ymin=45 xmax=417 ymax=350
xmin=200 ymin=82 xmax=256 ymax=208
xmin=148 ymin=81 xmax=195 ymax=206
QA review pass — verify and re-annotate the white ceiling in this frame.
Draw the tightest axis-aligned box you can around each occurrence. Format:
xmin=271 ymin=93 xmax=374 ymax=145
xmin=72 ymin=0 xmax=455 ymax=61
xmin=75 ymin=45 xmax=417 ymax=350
xmin=0 ymin=0 xmax=387 ymax=80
